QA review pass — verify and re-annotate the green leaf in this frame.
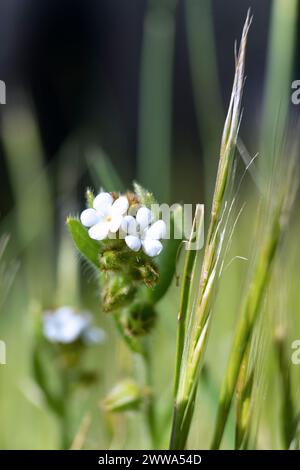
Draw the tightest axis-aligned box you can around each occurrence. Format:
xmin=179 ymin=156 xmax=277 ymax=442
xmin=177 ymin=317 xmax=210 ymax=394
xmin=67 ymin=217 xmax=101 ymax=269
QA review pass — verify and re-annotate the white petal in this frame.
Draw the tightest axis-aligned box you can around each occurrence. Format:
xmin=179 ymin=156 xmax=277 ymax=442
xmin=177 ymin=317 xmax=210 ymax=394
xmin=108 ymin=214 xmax=123 ymax=233
xmin=88 ymin=221 xmax=109 ymax=240
xmin=121 ymin=215 xmax=137 ymax=235
xmin=80 ymin=208 xmax=100 ymax=227
xmin=142 ymin=239 xmax=163 ymax=257
xmin=111 ymin=196 xmax=129 ymax=215
xmin=43 ymin=308 xmax=90 ymax=344
xmin=144 ymin=220 xmax=167 ymax=240
xmin=136 ymin=207 xmax=153 ymax=231
xmin=125 ymin=235 xmax=142 ymax=252
xmin=93 ymin=192 xmax=113 ymax=213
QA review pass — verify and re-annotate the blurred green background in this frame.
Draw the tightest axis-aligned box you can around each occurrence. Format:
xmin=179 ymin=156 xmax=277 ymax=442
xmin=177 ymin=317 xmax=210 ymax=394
xmin=0 ymin=0 xmax=300 ymax=449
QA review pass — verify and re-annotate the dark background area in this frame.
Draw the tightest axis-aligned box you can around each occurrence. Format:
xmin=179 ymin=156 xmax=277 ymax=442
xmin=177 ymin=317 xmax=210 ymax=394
xmin=0 ymin=0 xmax=298 ymax=215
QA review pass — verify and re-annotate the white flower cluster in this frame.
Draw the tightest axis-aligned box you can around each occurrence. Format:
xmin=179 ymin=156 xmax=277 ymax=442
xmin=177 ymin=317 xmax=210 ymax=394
xmin=80 ymin=192 xmax=166 ymax=257
xmin=43 ymin=306 xmax=106 ymax=345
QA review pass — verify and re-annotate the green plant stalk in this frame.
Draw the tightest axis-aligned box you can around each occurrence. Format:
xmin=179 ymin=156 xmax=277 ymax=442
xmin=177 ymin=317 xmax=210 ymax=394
xmin=173 ymin=205 xmax=204 ymax=395
xmin=32 ymin=343 xmax=64 ymax=417
xmin=275 ymin=332 xmax=296 ymax=448
xmin=185 ymin=0 xmax=224 ymax=200
xmin=3 ymin=106 xmax=55 ymax=304
xmin=86 ymin=146 xmax=125 ymax=193
xmin=114 ymin=312 xmax=158 ymax=447
xmin=234 ymin=314 xmax=269 ymax=450
xmin=0 ymin=236 xmax=18 ymax=310
xmin=56 ymin=145 xmax=81 ymax=306
xmin=133 ymin=347 xmax=157 ymax=449
xmin=170 ymin=14 xmax=251 ymax=450
xmin=259 ymin=0 xmax=298 ymax=180
xmin=289 ymin=420 xmax=300 ymax=450
xmin=32 ymin=342 xmax=71 ymax=449
xmin=113 ymin=314 xmax=144 ymax=355
xmin=137 ymin=0 xmax=177 ymax=202
xmin=143 ymin=348 xmax=157 ymax=448
xmin=60 ymin=373 xmax=71 ymax=450
xmin=235 ymin=343 xmax=252 ymax=449
xmin=170 ymin=317 xmax=210 ymax=449
xmin=193 ymin=10 xmax=250 ymax=331
xmin=211 ymin=192 xmax=293 ymax=450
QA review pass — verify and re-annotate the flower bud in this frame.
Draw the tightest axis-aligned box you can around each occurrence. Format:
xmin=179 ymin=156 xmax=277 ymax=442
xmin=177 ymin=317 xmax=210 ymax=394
xmin=101 ymin=274 xmax=136 ymax=313
xmin=123 ymin=301 xmax=157 ymax=336
xmin=132 ymin=261 xmax=159 ymax=287
xmin=85 ymin=188 xmax=94 ymax=208
xmin=99 ymin=249 xmax=132 ymax=272
xmin=101 ymin=378 xmax=148 ymax=413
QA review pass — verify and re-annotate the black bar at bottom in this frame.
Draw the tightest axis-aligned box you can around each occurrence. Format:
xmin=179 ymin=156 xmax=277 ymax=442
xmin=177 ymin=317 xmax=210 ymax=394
xmin=0 ymin=450 xmax=299 ymax=466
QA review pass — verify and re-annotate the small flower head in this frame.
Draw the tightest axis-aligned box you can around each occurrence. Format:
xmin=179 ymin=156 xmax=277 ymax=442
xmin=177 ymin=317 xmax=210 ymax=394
xmin=80 ymin=190 xmax=166 ymax=258
xmin=69 ymin=184 xmax=178 ymax=340
xmin=80 ymin=192 xmax=129 ymax=241
xmin=121 ymin=207 xmax=166 ymax=257
xmin=43 ymin=306 xmax=105 ymax=345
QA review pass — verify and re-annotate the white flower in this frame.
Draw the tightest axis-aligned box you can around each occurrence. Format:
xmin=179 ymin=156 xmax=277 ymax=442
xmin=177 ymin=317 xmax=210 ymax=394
xmin=121 ymin=207 xmax=166 ymax=257
xmin=80 ymin=192 xmax=129 ymax=241
xmin=43 ymin=306 xmax=106 ymax=345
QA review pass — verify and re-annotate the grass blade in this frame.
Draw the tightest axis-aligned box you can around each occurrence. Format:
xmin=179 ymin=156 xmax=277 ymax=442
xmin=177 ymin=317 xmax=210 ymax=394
xmin=169 ymin=13 xmax=251 ymax=449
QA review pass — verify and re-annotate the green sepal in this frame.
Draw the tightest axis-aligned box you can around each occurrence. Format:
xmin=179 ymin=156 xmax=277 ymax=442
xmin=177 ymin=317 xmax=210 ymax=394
xmin=133 ymin=181 xmax=157 ymax=207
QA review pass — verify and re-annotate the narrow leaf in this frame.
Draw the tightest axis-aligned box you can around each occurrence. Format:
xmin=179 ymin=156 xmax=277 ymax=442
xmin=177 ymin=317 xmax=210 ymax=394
xmin=67 ymin=217 xmax=101 ymax=269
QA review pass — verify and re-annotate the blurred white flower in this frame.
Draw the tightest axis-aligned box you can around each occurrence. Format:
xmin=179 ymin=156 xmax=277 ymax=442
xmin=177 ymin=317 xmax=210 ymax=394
xmin=80 ymin=192 xmax=129 ymax=241
xmin=121 ymin=207 xmax=166 ymax=257
xmin=82 ymin=326 xmax=106 ymax=345
xmin=43 ymin=306 xmax=106 ymax=345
